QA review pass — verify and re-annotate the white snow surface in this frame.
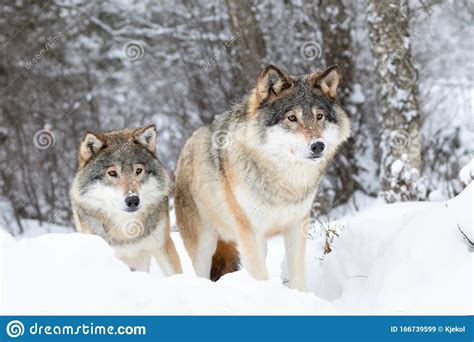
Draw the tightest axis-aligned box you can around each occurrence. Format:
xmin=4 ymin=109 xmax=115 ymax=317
xmin=390 ymin=159 xmax=404 ymax=176
xmin=1 ymin=183 xmax=472 ymax=315
xmin=309 ymin=181 xmax=473 ymax=315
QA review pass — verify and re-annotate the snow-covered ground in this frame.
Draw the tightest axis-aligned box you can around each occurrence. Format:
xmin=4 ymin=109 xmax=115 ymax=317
xmin=1 ymin=183 xmax=472 ymax=315
xmin=309 ymin=182 xmax=473 ymax=315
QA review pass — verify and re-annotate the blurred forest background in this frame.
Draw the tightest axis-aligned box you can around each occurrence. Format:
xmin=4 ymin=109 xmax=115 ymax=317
xmin=1 ymin=0 xmax=473 ymax=234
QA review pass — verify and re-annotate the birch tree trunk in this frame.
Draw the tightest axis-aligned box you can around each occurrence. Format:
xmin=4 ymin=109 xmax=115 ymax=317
xmin=318 ymin=0 xmax=364 ymax=205
xmin=225 ymin=0 xmax=267 ymax=91
xmin=367 ymin=0 xmax=425 ymax=202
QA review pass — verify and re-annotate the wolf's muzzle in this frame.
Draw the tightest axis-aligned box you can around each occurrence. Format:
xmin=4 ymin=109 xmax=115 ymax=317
xmin=125 ymin=195 xmax=140 ymax=211
xmin=310 ymin=141 xmax=325 ymax=159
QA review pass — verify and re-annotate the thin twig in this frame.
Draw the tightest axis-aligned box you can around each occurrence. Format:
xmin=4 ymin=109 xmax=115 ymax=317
xmin=457 ymin=224 xmax=474 ymax=247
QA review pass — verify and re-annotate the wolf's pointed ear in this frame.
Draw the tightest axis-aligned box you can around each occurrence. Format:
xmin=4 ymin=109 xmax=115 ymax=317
xmin=255 ymin=65 xmax=292 ymax=105
xmin=135 ymin=124 xmax=156 ymax=154
xmin=310 ymin=65 xmax=340 ymax=100
xmin=79 ymin=132 xmax=105 ymax=167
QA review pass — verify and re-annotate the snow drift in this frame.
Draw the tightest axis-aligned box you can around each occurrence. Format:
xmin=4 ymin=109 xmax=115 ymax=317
xmin=1 ymin=183 xmax=472 ymax=315
xmin=309 ymin=182 xmax=473 ymax=314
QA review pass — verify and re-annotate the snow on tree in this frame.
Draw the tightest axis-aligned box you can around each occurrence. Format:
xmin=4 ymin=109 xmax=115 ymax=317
xmin=459 ymin=159 xmax=474 ymax=187
xmin=316 ymin=0 xmax=370 ymax=209
xmin=1 ymin=0 xmax=472 ymax=233
xmin=366 ymin=0 xmax=425 ymax=203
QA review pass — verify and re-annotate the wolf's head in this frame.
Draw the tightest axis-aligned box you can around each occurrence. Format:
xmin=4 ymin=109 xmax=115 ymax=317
xmin=247 ymin=65 xmax=350 ymax=163
xmin=73 ymin=125 xmax=168 ymax=214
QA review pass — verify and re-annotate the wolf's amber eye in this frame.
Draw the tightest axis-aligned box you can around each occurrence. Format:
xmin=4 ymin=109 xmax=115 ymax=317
xmin=288 ymin=115 xmax=297 ymax=122
xmin=136 ymin=168 xmax=143 ymax=175
xmin=108 ymin=170 xmax=118 ymax=177
xmin=316 ymin=113 xmax=324 ymax=120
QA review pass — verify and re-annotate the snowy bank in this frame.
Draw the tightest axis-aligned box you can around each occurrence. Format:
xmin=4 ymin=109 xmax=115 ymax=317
xmin=1 ymin=183 xmax=472 ymax=315
xmin=0 ymin=231 xmax=333 ymax=315
xmin=308 ymin=182 xmax=473 ymax=315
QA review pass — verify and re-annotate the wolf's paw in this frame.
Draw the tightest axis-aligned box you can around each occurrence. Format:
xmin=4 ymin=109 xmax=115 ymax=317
xmin=286 ymin=280 xmax=308 ymax=293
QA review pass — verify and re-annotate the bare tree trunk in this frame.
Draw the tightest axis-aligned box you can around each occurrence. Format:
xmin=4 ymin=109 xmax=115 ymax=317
xmin=318 ymin=0 xmax=365 ymax=205
xmin=225 ymin=0 xmax=267 ymax=92
xmin=367 ymin=0 xmax=424 ymax=202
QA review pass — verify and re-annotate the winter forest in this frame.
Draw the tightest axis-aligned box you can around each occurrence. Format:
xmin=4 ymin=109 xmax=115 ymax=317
xmin=1 ymin=0 xmax=474 ymax=319
xmin=1 ymin=0 xmax=473 ymax=234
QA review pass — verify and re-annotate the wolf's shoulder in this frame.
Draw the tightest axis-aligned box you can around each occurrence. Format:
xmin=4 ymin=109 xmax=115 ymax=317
xmin=189 ymin=125 xmax=212 ymax=142
xmin=178 ymin=126 xmax=211 ymax=161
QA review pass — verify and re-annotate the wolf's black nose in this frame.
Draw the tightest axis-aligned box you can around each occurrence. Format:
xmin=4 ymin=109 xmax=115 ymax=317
xmin=311 ymin=141 xmax=325 ymax=154
xmin=125 ymin=195 xmax=140 ymax=209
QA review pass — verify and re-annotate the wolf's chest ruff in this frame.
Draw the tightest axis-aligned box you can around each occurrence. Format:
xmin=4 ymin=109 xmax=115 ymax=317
xmin=233 ymin=183 xmax=315 ymax=233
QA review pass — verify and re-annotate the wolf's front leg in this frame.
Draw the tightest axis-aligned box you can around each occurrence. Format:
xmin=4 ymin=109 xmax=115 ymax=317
xmin=152 ymin=237 xmax=183 ymax=276
xmin=283 ymin=217 xmax=309 ymax=291
xmin=237 ymin=227 xmax=269 ymax=281
xmin=117 ymin=251 xmax=151 ymax=272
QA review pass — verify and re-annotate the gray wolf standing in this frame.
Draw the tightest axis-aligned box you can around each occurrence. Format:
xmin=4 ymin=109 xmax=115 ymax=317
xmin=174 ymin=65 xmax=350 ymax=290
xmin=70 ymin=124 xmax=182 ymax=275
